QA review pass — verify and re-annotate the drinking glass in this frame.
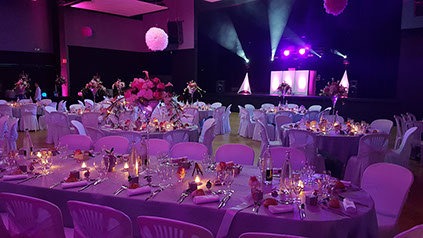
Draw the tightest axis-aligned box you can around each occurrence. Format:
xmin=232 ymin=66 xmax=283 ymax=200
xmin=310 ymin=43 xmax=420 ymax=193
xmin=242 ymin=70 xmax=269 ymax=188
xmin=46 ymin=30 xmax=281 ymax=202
xmin=40 ymin=155 xmax=53 ymax=175
xmin=284 ymin=177 xmax=293 ymax=201
xmin=224 ymin=168 xmax=235 ymax=193
xmin=291 ymin=174 xmax=303 ymax=203
xmin=93 ymin=160 xmax=107 ymax=179
xmin=56 ymin=144 xmax=68 ymax=159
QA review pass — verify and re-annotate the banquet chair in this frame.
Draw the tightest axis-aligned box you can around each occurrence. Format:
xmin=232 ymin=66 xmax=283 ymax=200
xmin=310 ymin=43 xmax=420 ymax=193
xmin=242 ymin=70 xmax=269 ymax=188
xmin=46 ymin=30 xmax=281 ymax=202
xmin=48 ymin=102 xmax=57 ymax=109
xmin=393 ymin=115 xmax=405 ymax=149
xmin=215 ymin=144 xmax=255 ymax=165
xmin=70 ymin=120 xmax=87 ymax=136
xmin=169 ymin=142 xmax=208 ymax=161
xmin=275 ymin=115 xmax=293 ymax=142
xmin=116 ymin=131 xmax=144 ymax=144
xmin=361 ymin=163 xmax=413 ymax=238
xmin=322 ymin=114 xmax=344 ymax=124
xmin=257 ymin=120 xmax=282 ymax=157
xmin=223 ymin=104 xmax=232 ymax=134
xmin=213 ymin=106 xmax=226 ymax=135
xmin=316 ymin=108 xmax=331 ymax=120
xmin=5 ymin=118 xmax=19 ymax=151
xmin=286 ymin=129 xmax=325 ymax=172
xmin=19 ymin=99 xmax=32 ymax=104
xmin=0 ymin=192 xmax=71 ymax=238
xmin=0 ymin=99 xmax=7 ymax=105
xmin=385 ymin=127 xmax=418 ymax=168
xmin=261 ymin=103 xmax=275 ymax=110
xmin=58 ymin=134 xmax=92 ymax=151
xmin=394 ymin=224 xmax=423 ymax=238
xmin=252 ymin=109 xmax=275 ymax=141
xmin=199 ymin=118 xmax=216 ymax=155
xmin=244 ymin=104 xmax=255 ymax=121
xmin=85 ymin=126 xmax=105 ymax=142
xmin=370 ymin=119 xmax=394 ymax=135
xmin=0 ymin=104 xmax=13 ymax=117
xmin=78 ymin=100 xmax=85 ymax=106
xmin=238 ymin=106 xmax=255 ymax=138
xmin=135 ymin=138 xmax=171 ymax=157
xmin=239 ymin=232 xmax=307 ymax=238
xmin=38 ymin=98 xmax=52 ymax=106
xmin=68 ymin=201 xmax=132 ymax=238
xmin=70 ymin=104 xmax=84 ymax=113
xmin=303 ymin=111 xmax=319 ymax=122
xmin=275 ymin=110 xmax=295 ymax=119
xmin=164 ymin=129 xmax=191 ymax=147
xmin=58 ymin=100 xmax=67 ymax=112
xmin=344 ymin=133 xmax=389 ymax=186
xmin=49 ymin=112 xmax=72 ymax=145
xmin=43 ymin=106 xmax=57 ymax=144
xmin=406 ymin=112 xmax=417 ymax=122
xmin=84 ymin=99 xmax=94 ymax=110
xmin=19 ymin=103 xmax=39 ymax=131
xmin=39 ymin=106 xmax=57 ymax=131
xmin=0 ymin=115 xmax=9 ymax=140
xmin=308 ymin=105 xmax=322 ymax=112
xmin=94 ymin=136 xmax=130 ymax=154
xmin=81 ymin=112 xmax=101 ymax=128
xmin=286 ymin=103 xmax=298 ymax=109
xmin=137 ymin=216 xmax=213 ymax=238
xmin=211 ymin=102 xmax=222 ymax=109
xmin=194 ymin=101 xmax=206 ymax=107
xmin=270 ymin=147 xmax=306 ymax=170
xmin=184 ymin=107 xmax=200 ymax=125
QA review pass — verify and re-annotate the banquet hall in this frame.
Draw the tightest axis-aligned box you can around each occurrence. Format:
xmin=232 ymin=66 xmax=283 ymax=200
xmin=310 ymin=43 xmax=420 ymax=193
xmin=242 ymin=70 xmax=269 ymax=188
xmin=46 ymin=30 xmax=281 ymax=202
xmin=0 ymin=0 xmax=423 ymax=237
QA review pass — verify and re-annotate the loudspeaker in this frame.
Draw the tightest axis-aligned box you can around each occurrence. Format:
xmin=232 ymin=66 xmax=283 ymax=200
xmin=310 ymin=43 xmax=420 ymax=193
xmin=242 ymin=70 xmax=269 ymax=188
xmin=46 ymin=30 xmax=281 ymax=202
xmin=167 ymin=21 xmax=183 ymax=44
xmin=216 ymin=80 xmax=225 ymax=94
xmin=349 ymin=80 xmax=358 ymax=97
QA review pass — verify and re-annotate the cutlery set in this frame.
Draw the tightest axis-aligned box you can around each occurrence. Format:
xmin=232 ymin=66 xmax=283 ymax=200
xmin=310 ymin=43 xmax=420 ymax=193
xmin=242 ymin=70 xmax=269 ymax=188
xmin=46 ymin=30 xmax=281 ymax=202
xmin=145 ymin=186 xmax=166 ymax=201
xmin=298 ymin=203 xmax=306 ymax=220
xmin=218 ymin=192 xmax=232 ymax=209
xmin=78 ymin=177 xmax=108 ymax=192
xmin=252 ymin=201 xmax=261 ymax=214
xmin=17 ymin=174 xmax=42 ymax=184
xmin=177 ymin=189 xmax=191 ymax=204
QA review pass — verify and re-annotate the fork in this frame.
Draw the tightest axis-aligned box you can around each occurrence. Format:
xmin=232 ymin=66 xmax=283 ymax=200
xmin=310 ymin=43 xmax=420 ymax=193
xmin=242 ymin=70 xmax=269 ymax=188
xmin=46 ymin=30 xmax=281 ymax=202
xmin=177 ymin=189 xmax=191 ymax=204
xmin=114 ymin=185 xmax=128 ymax=196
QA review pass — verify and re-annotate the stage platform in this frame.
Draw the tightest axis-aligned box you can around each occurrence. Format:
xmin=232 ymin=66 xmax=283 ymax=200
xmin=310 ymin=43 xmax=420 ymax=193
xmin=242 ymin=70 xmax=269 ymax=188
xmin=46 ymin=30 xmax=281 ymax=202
xmin=202 ymin=93 xmax=401 ymax=123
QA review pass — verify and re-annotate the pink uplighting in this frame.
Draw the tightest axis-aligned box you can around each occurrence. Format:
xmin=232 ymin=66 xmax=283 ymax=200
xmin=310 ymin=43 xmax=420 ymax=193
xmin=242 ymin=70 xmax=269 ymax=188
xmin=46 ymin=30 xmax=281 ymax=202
xmin=270 ymin=71 xmax=283 ymax=94
xmin=283 ymin=50 xmax=290 ymax=56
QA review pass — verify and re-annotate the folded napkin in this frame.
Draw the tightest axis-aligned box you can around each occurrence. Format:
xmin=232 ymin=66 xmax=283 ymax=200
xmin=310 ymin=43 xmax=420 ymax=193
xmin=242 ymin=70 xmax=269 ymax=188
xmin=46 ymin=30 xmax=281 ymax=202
xmin=193 ymin=195 xmax=220 ymax=204
xmin=127 ymin=186 xmax=151 ymax=196
xmin=61 ymin=180 xmax=89 ymax=189
xmin=340 ymin=180 xmax=352 ymax=187
xmin=268 ymin=205 xmax=295 ymax=214
xmin=2 ymin=174 xmax=29 ymax=181
xmin=169 ymin=157 xmax=187 ymax=163
xmin=343 ymin=198 xmax=356 ymax=214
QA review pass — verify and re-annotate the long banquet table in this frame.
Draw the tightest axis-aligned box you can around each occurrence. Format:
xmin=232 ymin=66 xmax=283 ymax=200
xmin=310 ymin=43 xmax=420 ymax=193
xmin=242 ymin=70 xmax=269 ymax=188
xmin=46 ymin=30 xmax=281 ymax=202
xmin=0 ymin=155 xmax=378 ymax=238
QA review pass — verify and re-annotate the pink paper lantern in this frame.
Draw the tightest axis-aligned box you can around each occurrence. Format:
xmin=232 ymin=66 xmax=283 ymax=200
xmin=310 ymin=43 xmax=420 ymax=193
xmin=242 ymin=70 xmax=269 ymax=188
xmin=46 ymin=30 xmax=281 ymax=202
xmin=145 ymin=27 xmax=168 ymax=51
xmin=81 ymin=26 xmax=93 ymax=38
xmin=324 ymin=0 xmax=348 ymax=16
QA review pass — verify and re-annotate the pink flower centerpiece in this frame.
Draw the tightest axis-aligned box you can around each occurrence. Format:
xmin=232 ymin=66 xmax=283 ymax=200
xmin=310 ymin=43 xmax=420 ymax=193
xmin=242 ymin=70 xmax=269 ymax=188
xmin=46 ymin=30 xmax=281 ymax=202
xmin=321 ymin=81 xmax=348 ymax=114
xmin=277 ymin=82 xmax=292 ymax=104
xmin=183 ymin=80 xmax=205 ymax=104
xmin=81 ymin=75 xmax=106 ymax=102
xmin=112 ymin=79 xmax=125 ymax=95
xmin=14 ymin=72 xmax=30 ymax=90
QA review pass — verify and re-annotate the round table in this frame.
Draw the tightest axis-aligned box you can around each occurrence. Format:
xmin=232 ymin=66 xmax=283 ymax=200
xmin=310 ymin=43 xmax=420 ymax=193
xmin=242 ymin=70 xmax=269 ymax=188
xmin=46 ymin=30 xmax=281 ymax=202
xmin=199 ymin=109 xmax=213 ymax=122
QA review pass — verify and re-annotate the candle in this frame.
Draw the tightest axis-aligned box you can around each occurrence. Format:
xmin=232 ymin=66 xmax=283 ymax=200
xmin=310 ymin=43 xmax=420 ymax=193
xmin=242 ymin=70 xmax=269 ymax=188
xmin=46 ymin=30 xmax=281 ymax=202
xmin=135 ymin=161 xmax=139 ymax=175
xmin=36 ymin=152 xmax=42 ymax=158
xmin=195 ymin=175 xmax=201 ymax=184
xmin=124 ymin=163 xmax=129 ymax=169
xmin=81 ymin=162 xmax=87 ymax=169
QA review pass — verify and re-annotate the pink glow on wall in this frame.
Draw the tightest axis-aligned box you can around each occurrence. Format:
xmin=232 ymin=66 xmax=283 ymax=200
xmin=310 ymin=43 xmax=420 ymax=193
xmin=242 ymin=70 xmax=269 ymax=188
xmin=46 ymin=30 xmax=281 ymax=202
xmin=270 ymin=71 xmax=283 ymax=94
xmin=309 ymin=70 xmax=317 ymax=96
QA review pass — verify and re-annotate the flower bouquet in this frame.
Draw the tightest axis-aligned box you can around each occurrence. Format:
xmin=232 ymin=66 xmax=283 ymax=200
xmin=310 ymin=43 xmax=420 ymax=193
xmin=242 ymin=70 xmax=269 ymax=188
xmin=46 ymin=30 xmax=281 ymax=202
xmin=55 ymin=75 xmax=66 ymax=96
xmin=112 ymin=79 xmax=125 ymax=95
xmin=277 ymin=82 xmax=292 ymax=104
xmin=80 ymin=75 xmax=107 ymax=102
xmin=183 ymin=80 xmax=206 ymax=104
xmin=320 ymin=81 xmax=348 ymax=114
xmin=14 ymin=72 xmax=31 ymax=99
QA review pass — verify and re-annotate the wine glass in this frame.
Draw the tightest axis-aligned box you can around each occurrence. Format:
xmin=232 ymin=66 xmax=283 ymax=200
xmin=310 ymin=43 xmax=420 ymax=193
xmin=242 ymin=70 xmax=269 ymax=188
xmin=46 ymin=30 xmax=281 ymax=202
xmin=40 ymin=155 xmax=53 ymax=175
xmin=224 ymin=168 xmax=235 ymax=194
xmin=93 ymin=160 xmax=107 ymax=179
xmin=291 ymin=174 xmax=303 ymax=203
xmin=284 ymin=177 xmax=293 ymax=202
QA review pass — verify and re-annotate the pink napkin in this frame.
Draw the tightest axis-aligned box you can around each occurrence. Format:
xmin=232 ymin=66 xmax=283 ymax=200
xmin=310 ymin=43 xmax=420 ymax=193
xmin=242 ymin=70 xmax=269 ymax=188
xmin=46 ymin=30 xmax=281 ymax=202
xmin=193 ymin=195 xmax=220 ymax=204
xmin=343 ymin=198 xmax=357 ymax=213
xmin=2 ymin=174 xmax=29 ymax=181
xmin=61 ymin=180 xmax=88 ymax=189
xmin=341 ymin=180 xmax=352 ymax=187
xmin=127 ymin=186 xmax=151 ymax=196
xmin=268 ymin=205 xmax=294 ymax=214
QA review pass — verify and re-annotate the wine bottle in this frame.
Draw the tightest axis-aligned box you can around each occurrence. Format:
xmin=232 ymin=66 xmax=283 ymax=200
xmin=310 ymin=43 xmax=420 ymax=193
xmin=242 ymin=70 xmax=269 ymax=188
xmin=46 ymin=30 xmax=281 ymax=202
xmin=280 ymin=151 xmax=292 ymax=192
xmin=262 ymin=145 xmax=273 ymax=185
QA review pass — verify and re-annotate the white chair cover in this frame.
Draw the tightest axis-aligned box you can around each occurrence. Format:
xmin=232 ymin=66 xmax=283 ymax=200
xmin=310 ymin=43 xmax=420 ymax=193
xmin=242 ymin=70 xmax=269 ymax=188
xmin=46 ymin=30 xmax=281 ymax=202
xmin=275 ymin=115 xmax=293 ymax=142
xmin=163 ymin=129 xmax=190 ymax=147
xmin=238 ymin=106 xmax=255 ymax=138
xmin=344 ymin=133 xmax=389 ymax=186
xmin=38 ymin=99 xmax=52 ymax=106
xmin=0 ymin=100 xmax=7 ymax=105
xmin=48 ymin=102 xmax=57 ymax=109
xmin=57 ymin=100 xmax=67 ymax=112
xmin=361 ymin=163 xmax=413 ymax=238
xmin=385 ymin=127 xmax=418 ymax=168
xmin=370 ymin=119 xmax=393 ymax=135
xmin=394 ymin=115 xmax=405 ymax=149
xmin=252 ymin=109 xmax=275 ymax=141
xmin=275 ymin=111 xmax=295 ymax=119
xmin=394 ymin=224 xmax=423 ymax=238
xmin=261 ymin=103 xmax=275 ymax=110
xmin=269 ymin=147 xmax=307 ymax=170
xmin=213 ymin=106 xmax=226 ymax=135
xmin=5 ymin=118 xmax=19 ymax=151
xmin=43 ymin=106 xmax=57 ymax=144
xmin=19 ymin=104 xmax=39 ymax=131
xmin=322 ymin=114 xmax=345 ymax=124
xmin=286 ymin=103 xmax=298 ymax=109
xmin=211 ymin=102 xmax=222 ymax=109
xmin=184 ymin=107 xmax=200 ymax=126
xmin=71 ymin=120 xmax=87 ymax=136
xmin=244 ymin=104 xmax=255 ymax=121
xmin=39 ymin=106 xmax=56 ymax=131
xmin=115 ymin=131 xmax=143 ymax=144
xmin=199 ymin=118 xmax=216 ymax=155
xmin=84 ymin=99 xmax=94 ymax=110
xmin=0 ymin=115 xmax=9 ymax=140
xmin=308 ymin=105 xmax=322 ymax=112
xmin=94 ymin=136 xmax=130 ymax=154
xmin=69 ymin=104 xmax=84 ymax=113
xmin=169 ymin=142 xmax=208 ymax=161
xmin=406 ymin=112 xmax=417 ymax=122
xmin=223 ymin=104 xmax=232 ymax=134
xmin=58 ymin=134 xmax=92 ymax=151
xmin=0 ymin=104 xmax=13 ymax=117
xmin=81 ymin=112 xmax=101 ymax=128
xmin=257 ymin=121 xmax=282 ymax=158
xmin=85 ymin=126 xmax=105 ymax=142
xmin=78 ymin=100 xmax=85 ymax=106
xmin=49 ymin=112 xmax=72 ymax=145
xmin=19 ymin=99 xmax=32 ymax=104
xmin=215 ymin=144 xmax=255 ymax=165
xmin=303 ymin=111 xmax=320 ymax=121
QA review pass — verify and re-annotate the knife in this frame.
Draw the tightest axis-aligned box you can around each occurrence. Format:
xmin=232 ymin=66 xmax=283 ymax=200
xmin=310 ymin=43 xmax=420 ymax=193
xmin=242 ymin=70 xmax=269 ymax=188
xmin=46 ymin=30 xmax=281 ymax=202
xmin=218 ymin=195 xmax=229 ymax=209
xmin=50 ymin=180 xmax=65 ymax=189
xmin=78 ymin=178 xmax=106 ymax=192
xmin=17 ymin=174 xmax=42 ymax=184
xmin=221 ymin=193 xmax=232 ymax=208
xmin=255 ymin=202 xmax=261 ymax=214
xmin=145 ymin=187 xmax=164 ymax=201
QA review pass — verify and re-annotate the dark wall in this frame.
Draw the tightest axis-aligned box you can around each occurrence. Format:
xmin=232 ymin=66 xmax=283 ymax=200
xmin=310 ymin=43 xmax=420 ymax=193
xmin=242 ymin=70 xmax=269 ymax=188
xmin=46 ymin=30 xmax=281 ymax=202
xmin=198 ymin=0 xmax=402 ymax=98
xmin=68 ymin=46 xmax=196 ymax=96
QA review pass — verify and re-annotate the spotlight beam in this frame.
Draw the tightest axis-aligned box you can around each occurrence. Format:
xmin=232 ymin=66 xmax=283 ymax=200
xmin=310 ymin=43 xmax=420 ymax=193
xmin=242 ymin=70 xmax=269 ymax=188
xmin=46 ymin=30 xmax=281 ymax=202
xmin=268 ymin=0 xmax=295 ymax=60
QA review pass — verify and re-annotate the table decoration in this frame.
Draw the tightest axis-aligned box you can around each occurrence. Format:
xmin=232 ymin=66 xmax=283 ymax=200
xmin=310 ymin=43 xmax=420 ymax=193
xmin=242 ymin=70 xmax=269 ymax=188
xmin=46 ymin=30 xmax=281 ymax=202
xmin=103 ymin=148 xmax=117 ymax=172
xmin=321 ymin=80 xmax=347 ymax=114
xmin=112 ymin=79 xmax=125 ymax=95
xmin=80 ymin=74 xmax=107 ymax=102
xmin=14 ymin=71 xmax=31 ymax=99
xmin=176 ymin=167 xmax=186 ymax=182
xmin=183 ymin=80 xmax=206 ymax=104
xmin=277 ymin=81 xmax=292 ymax=105
xmin=55 ymin=75 xmax=66 ymax=97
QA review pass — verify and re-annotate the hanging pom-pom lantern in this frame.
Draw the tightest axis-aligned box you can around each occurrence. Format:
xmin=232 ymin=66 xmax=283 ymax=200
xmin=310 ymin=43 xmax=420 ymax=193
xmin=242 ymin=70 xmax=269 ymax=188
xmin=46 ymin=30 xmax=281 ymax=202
xmin=145 ymin=27 xmax=168 ymax=51
xmin=324 ymin=0 xmax=348 ymax=16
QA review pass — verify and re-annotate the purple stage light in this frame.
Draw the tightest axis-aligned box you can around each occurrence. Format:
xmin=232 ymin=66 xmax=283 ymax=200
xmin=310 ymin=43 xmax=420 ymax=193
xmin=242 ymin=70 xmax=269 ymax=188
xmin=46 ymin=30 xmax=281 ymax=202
xmin=283 ymin=50 xmax=290 ymax=56
xmin=299 ymin=48 xmax=306 ymax=55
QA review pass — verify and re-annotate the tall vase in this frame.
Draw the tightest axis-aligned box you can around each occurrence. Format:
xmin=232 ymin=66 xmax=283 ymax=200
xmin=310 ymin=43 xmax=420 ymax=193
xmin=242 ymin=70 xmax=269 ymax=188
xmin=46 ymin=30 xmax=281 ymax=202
xmin=137 ymin=100 xmax=160 ymax=175
xmin=331 ymin=95 xmax=339 ymax=115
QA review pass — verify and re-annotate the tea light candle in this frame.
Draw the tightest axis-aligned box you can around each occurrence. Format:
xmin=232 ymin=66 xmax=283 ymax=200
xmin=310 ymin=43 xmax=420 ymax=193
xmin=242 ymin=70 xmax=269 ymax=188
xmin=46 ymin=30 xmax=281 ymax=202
xmin=123 ymin=162 xmax=129 ymax=172
xmin=135 ymin=161 xmax=139 ymax=175
xmin=195 ymin=175 xmax=201 ymax=184
xmin=36 ymin=151 xmax=42 ymax=158
xmin=81 ymin=162 xmax=87 ymax=169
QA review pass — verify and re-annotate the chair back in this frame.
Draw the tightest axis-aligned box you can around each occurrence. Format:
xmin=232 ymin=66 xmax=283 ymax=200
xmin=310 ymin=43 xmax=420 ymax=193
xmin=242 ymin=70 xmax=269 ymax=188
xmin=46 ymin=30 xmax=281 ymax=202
xmin=322 ymin=114 xmax=344 ymax=124
xmin=261 ymin=103 xmax=275 ymax=110
xmin=275 ymin=110 xmax=295 ymax=119
xmin=213 ymin=106 xmax=226 ymax=134
xmin=49 ymin=112 xmax=71 ymax=145
xmin=397 ymin=127 xmax=418 ymax=158
xmin=270 ymin=147 xmax=306 ymax=170
xmin=308 ymin=105 xmax=322 ymax=112
xmin=68 ymin=200 xmax=132 ymax=238
xmin=394 ymin=115 xmax=407 ymax=137
xmin=361 ymin=163 xmax=413 ymax=220
xmin=0 ymin=115 xmax=9 ymax=139
xmin=394 ymin=224 xmax=423 ymax=238
xmin=0 ymin=99 xmax=7 ymax=104
xmin=184 ymin=107 xmax=200 ymax=125
xmin=316 ymin=108 xmax=331 ymax=119
xmin=211 ymin=102 xmax=222 ymax=109
xmin=39 ymin=99 xmax=52 ymax=106
xmin=0 ymin=192 xmax=66 ymax=238
xmin=6 ymin=118 xmax=19 ymax=151
xmin=137 ymin=216 xmax=213 ymax=238
xmin=303 ymin=111 xmax=319 ymax=121
xmin=48 ymin=102 xmax=57 ymax=109
xmin=78 ymin=100 xmax=85 ymax=106
xmin=58 ymin=134 xmax=92 ymax=151
xmin=164 ymin=129 xmax=190 ymax=147
xmin=44 ymin=106 xmax=56 ymax=113
xmin=200 ymin=119 xmax=216 ymax=155
xmin=71 ymin=120 xmax=87 ymax=136
xmin=257 ymin=120 xmax=271 ymax=157
xmin=84 ymin=99 xmax=94 ymax=110
xmin=286 ymin=103 xmax=298 ymax=109
xmin=275 ymin=115 xmax=293 ymax=137
xmin=253 ymin=109 xmax=267 ymax=125
xmin=94 ymin=136 xmax=130 ymax=154
xmin=21 ymin=103 xmax=37 ymax=116
xmin=58 ymin=100 xmax=67 ymax=112
xmin=147 ymin=139 xmax=171 ymax=157
xmin=240 ymin=232 xmax=306 ymax=238
xmin=370 ymin=119 xmax=393 ymax=135
xmin=69 ymin=104 xmax=84 ymax=113
xmin=0 ymin=104 xmax=12 ymax=117
xmin=286 ymin=129 xmax=315 ymax=148
xmin=244 ymin=104 xmax=255 ymax=119
xmin=215 ymin=144 xmax=255 ymax=165
xmin=406 ymin=112 xmax=417 ymax=122
xmin=85 ymin=126 xmax=105 ymax=142
xmin=169 ymin=142 xmax=208 ymax=161
xmin=19 ymin=99 xmax=32 ymax=104
xmin=82 ymin=112 xmax=100 ymax=128
xmin=116 ymin=131 xmax=143 ymax=144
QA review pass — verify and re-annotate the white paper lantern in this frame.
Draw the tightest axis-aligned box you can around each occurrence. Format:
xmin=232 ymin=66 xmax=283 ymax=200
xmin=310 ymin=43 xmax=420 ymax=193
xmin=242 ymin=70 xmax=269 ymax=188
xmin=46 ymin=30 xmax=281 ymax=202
xmin=145 ymin=27 xmax=169 ymax=51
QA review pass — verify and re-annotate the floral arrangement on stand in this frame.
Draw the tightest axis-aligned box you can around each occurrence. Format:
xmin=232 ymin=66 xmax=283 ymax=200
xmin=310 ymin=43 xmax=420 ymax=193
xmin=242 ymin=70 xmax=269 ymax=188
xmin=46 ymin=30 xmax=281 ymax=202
xmin=55 ymin=75 xmax=66 ymax=96
xmin=14 ymin=72 xmax=30 ymax=90
xmin=183 ymin=80 xmax=206 ymax=104
xmin=277 ymin=82 xmax=292 ymax=104
xmin=80 ymin=75 xmax=107 ymax=102
xmin=320 ymin=81 xmax=348 ymax=114
xmin=112 ymin=79 xmax=125 ymax=95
